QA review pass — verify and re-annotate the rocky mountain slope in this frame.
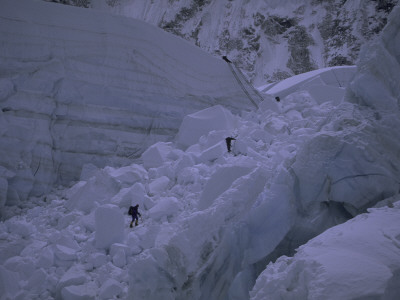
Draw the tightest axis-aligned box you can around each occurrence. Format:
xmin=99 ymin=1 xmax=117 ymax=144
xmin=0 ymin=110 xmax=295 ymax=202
xmin=51 ymin=0 xmax=398 ymax=85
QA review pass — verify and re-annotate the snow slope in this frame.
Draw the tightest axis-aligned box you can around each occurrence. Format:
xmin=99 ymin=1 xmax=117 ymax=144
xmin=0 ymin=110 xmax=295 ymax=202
xmin=0 ymin=0 xmax=253 ymax=207
xmin=1 ymin=2 xmax=400 ymax=300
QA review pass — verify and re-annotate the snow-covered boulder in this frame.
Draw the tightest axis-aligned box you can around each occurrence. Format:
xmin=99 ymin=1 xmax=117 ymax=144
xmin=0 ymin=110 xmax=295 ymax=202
xmin=141 ymin=142 xmax=173 ymax=169
xmin=110 ymin=243 xmax=129 ymax=267
xmin=177 ymin=105 xmax=235 ymax=148
xmin=66 ymin=170 xmax=120 ymax=214
xmin=197 ymin=141 xmax=227 ymax=163
xmin=148 ymin=176 xmax=170 ymax=195
xmin=6 ymin=220 xmax=32 ymax=238
xmin=111 ymin=182 xmax=146 ymax=209
xmin=104 ymin=164 xmax=146 ymax=187
xmin=37 ymin=246 xmax=55 ymax=268
xmin=95 ymin=204 xmax=124 ymax=249
xmin=198 ymin=165 xmax=253 ymax=210
xmin=61 ymin=283 xmax=97 ymax=300
xmin=99 ymin=278 xmax=123 ymax=299
xmin=0 ymin=266 xmax=19 ymax=298
xmin=56 ymin=265 xmax=88 ymax=298
xmin=173 ymin=153 xmax=196 ymax=177
xmin=54 ymin=244 xmax=78 ymax=263
xmin=148 ymin=197 xmax=180 ymax=221
xmin=87 ymin=253 xmax=107 ymax=269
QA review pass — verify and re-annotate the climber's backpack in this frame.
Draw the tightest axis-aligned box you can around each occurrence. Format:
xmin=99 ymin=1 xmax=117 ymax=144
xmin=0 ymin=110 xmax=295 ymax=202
xmin=128 ymin=206 xmax=134 ymax=215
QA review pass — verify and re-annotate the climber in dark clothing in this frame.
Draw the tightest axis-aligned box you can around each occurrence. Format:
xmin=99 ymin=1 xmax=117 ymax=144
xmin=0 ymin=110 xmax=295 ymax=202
xmin=129 ymin=204 xmax=141 ymax=228
xmin=225 ymin=137 xmax=236 ymax=153
xmin=222 ymin=55 xmax=232 ymax=63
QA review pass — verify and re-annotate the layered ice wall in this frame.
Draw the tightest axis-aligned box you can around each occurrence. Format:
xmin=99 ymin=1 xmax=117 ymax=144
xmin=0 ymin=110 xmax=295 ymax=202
xmin=0 ymin=0 xmax=251 ymax=207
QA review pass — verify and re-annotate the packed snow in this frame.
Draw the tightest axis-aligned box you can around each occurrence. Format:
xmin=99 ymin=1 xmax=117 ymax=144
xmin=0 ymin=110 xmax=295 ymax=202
xmin=1 ymin=1 xmax=400 ymax=300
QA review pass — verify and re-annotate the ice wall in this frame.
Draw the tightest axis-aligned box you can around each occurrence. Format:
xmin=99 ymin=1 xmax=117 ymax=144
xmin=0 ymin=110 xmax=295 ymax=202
xmin=250 ymin=200 xmax=400 ymax=300
xmin=0 ymin=0 xmax=251 ymax=208
xmin=348 ymin=6 xmax=400 ymax=111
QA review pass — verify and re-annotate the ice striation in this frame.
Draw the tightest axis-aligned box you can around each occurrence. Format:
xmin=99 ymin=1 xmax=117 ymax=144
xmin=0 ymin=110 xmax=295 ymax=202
xmin=0 ymin=0 xmax=253 ymax=207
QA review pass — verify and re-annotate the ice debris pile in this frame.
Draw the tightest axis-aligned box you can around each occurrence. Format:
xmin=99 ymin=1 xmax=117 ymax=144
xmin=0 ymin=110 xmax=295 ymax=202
xmin=2 ymin=77 xmax=400 ymax=299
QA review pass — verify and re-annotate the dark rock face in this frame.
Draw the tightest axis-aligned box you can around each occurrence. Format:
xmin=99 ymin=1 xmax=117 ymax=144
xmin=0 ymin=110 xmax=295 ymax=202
xmin=46 ymin=0 xmax=91 ymax=7
xmin=286 ymin=25 xmax=317 ymax=75
xmin=161 ymin=0 xmax=212 ymax=36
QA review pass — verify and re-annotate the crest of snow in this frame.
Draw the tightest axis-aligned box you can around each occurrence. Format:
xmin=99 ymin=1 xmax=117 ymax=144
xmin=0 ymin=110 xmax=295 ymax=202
xmin=260 ymin=66 xmax=356 ymax=103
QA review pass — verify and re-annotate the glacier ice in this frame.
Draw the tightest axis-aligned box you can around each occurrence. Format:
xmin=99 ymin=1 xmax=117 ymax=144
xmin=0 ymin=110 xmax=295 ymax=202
xmin=177 ymin=104 xmax=235 ymax=149
xmin=0 ymin=0 xmax=251 ymax=207
xmin=250 ymin=201 xmax=400 ymax=300
xmin=1 ymin=1 xmax=400 ymax=300
xmin=94 ymin=204 xmax=124 ymax=249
